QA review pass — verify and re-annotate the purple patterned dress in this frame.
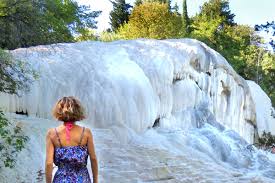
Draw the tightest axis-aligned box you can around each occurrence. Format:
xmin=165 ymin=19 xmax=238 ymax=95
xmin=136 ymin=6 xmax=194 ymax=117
xmin=53 ymin=127 xmax=91 ymax=183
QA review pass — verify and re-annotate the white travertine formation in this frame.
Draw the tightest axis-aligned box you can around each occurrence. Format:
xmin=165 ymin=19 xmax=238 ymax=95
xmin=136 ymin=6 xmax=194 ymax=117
xmin=247 ymin=80 xmax=275 ymax=136
xmin=0 ymin=39 xmax=268 ymax=143
xmin=1 ymin=114 xmax=275 ymax=183
xmin=1 ymin=39 xmax=275 ymax=182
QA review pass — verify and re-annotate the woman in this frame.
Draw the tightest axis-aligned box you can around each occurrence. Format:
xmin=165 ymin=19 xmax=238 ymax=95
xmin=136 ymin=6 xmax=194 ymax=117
xmin=45 ymin=96 xmax=98 ymax=183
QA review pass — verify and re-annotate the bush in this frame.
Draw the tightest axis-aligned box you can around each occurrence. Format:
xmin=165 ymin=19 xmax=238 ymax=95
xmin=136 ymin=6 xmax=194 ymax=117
xmin=0 ymin=48 xmax=38 ymax=95
xmin=258 ymin=131 xmax=275 ymax=149
xmin=99 ymin=31 xmax=123 ymax=42
xmin=118 ymin=2 xmax=182 ymax=39
xmin=0 ymin=110 xmax=29 ymax=168
xmin=0 ymin=49 xmax=35 ymax=169
xmin=74 ymin=29 xmax=98 ymax=41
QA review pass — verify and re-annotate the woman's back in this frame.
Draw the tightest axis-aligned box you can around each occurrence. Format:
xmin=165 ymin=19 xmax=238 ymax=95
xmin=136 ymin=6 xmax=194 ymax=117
xmin=52 ymin=125 xmax=91 ymax=183
xmin=45 ymin=96 xmax=98 ymax=183
xmin=53 ymin=124 xmax=87 ymax=147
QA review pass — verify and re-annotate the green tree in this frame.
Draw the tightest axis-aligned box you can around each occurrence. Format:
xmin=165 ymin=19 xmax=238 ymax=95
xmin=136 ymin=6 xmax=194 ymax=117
xmin=190 ymin=0 xmax=275 ymax=106
xmin=166 ymin=0 xmax=171 ymax=12
xmin=109 ymin=0 xmax=132 ymax=31
xmin=143 ymin=0 xmax=171 ymax=11
xmin=191 ymin=0 xmax=235 ymax=44
xmin=0 ymin=0 xmax=101 ymax=49
xmin=99 ymin=30 xmax=123 ymax=42
xmin=0 ymin=49 xmax=33 ymax=169
xmin=43 ymin=0 xmax=101 ymax=41
xmin=134 ymin=0 xmax=143 ymax=6
xmin=255 ymin=21 xmax=275 ymax=52
xmin=198 ymin=0 xmax=235 ymax=26
xmin=0 ymin=0 xmax=44 ymax=49
xmin=172 ymin=2 xmax=180 ymax=15
xmin=191 ymin=0 xmax=239 ymax=67
xmin=74 ymin=29 xmax=98 ymax=41
xmin=181 ymin=0 xmax=190 ymax=36
xmin=118 ymin=2 xmax=181 ymax=39
xmin=258 ymin=131 xmax=275 ymax=149
xmin=258 ymin=52 xmax=275 ymax=105
xmin=0 ymin=49 xmax=37 ymax=94
xmin=0 ymin=110 xmax=29 ymax=168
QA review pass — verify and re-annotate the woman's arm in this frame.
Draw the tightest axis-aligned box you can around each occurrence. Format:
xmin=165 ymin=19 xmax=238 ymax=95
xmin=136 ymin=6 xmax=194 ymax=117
xmin=45 ymin=129 xmax=54 ymax=183
xmin=87 ymin=128 xmax=98 ymax=183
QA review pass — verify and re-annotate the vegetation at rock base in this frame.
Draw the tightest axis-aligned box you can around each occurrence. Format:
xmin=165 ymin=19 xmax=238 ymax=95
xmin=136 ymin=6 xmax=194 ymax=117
xmin=0 ymin=49 xmax=35 ymax=169
xmin=0 ymin=110 xmax=29 ymax=168
xmin=258 ymin=131 xmax=275 ymax=148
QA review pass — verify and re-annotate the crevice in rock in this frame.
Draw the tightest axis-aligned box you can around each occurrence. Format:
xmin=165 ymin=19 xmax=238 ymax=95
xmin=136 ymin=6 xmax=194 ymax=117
xmin=206 ymin=71 xmax=211 ymax=76
xmin=16 ymin=110 xmax=28 ymax=116
xmin=245 ymin=119 xmax=256 ymax=128
xmin=271 ymin=108 xmax=275 ymax=118
xmin=195 ymin=81 xmax=202 ymax=91
xmin=221 ymin=80 xmax=231 ymax=114
xmin=172 ymin=77 xmax=182 ymax=84
xmin=153 ymin=117 xmax=160 ymax=128
xmin=253 ymin=126 xmax=259 ymax=144
xmin=190 ymin=58 xmax=201 ymax=72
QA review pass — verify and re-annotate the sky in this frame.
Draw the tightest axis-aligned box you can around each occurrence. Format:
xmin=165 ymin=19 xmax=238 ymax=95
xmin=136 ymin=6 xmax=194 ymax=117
xmin=77 ymin=0 xmax=275 ymax=32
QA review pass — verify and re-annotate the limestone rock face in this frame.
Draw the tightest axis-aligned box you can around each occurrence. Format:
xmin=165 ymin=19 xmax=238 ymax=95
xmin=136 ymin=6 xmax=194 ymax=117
xmin=1 ymin=39 xmax=272 ymax=143
xmin=247 ymin=80 xmax=275 ymax=136
xmin=1 ymin=39 xmax=275 ymax=182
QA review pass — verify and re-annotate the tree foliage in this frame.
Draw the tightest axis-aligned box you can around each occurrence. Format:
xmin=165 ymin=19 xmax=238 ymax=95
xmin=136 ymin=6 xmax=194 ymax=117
xmin=142 ymin=0 xmax=171 ymax=11
xmin=118 ymin=2 xmax=181 ymax=39
xmin=190 ymin=0 xmax=274 ymax=105
xmin=0 ymin=0 xmax=101 ymax=49
xmin=191 ymin=0 xmax=236 ymax=48
xmin=198 ymin=0 xmax=235 ymax=26
xmin=258 ymin=131 xmax=275 ymax=149
xmin=134 ymin=0 xmax=143 ymax=6
xmin=0 ymin=49 xmax=37 ymax=95
xmin=0 ymin=110 xmax=29 ymax=168
xmin=255 ymin=21 xmax=275 ymax=52
xmin=0 ymin=49 xmax=32 ymax=169
xmin=181 ymin=0 xmax=190 ymax=36
xmin=172 ymin=2 xmax=180 ymax=15
xmin=99 ymin=31 xmax=123 ymax=42
xmin=113 ymin=0 xmax=275 ymax=106
xmin=109 ymin=0 xmax=132 ymax=31
xmin=74 ymin=29 xmax=98 ymax=41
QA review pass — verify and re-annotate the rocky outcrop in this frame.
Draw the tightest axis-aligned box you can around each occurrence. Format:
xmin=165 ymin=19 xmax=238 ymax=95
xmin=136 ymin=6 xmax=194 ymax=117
xmin=1 ymin=39 xmax=270 ymax=143
xmin=1 ymin=39 xmax=275 ymax=182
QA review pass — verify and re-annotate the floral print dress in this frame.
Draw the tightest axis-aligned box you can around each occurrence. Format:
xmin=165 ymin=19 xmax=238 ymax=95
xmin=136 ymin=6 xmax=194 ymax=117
xmin=53 ymin=127 xmax=91 ymax=183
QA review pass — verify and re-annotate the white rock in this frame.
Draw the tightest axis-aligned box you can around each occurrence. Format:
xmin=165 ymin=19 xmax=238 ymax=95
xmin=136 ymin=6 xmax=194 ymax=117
xmin=0 ymin=39 xmax=266 ymax=143
xmin=247 ymin=80 xmax=275 ymax=136
xmin=1 ymin=39 xmax=275 ymax=182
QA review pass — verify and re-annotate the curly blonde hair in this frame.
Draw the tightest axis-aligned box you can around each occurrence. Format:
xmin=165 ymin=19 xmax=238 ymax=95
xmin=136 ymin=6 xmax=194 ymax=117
xmin=52 ymin=96 xmax=86 ymax=122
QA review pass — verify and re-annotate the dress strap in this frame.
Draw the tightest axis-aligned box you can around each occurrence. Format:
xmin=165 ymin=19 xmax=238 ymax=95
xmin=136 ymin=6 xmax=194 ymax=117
xmin=55 ymin=128 xmax=62 ymax=147
xmin=79 ymin=127 xmax=85 ymax=145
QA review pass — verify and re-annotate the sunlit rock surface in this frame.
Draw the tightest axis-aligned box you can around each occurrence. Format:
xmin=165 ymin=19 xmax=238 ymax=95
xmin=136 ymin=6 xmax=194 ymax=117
xmin=0 ymin=39 xmax=267 ymax=142
xmin=0 ymin=39 xmax=274 ymax=182
xmin=1 ymin=114 xmax=275 ymax=183
xmin=247 ymin=80 xmax=275 ymax=136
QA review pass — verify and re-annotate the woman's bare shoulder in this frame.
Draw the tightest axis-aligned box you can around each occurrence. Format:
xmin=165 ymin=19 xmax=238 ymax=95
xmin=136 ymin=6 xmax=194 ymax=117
xmin=45 ymin=128 xmax=55 ymax=139
xmin=82 ymin=126 xmax=90 ymax=133
xmin=83 ymin=127 xmax=93 ymax=137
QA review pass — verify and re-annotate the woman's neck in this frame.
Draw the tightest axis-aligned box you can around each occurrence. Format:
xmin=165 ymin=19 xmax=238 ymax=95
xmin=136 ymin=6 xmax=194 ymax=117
xmin=63 ymin=121 xmax=75 ymax=125
xmin=63 ymin=121 xmax=75 ymax=142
